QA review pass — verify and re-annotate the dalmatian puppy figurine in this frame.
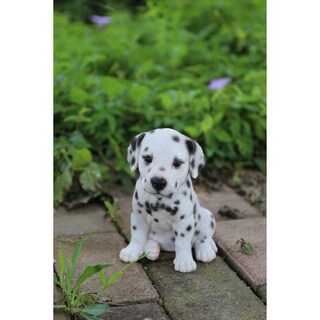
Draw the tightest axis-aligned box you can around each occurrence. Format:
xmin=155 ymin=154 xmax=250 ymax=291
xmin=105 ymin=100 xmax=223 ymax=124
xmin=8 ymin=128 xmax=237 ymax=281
xmin=119 ymin=128 xmax=217 ymax=273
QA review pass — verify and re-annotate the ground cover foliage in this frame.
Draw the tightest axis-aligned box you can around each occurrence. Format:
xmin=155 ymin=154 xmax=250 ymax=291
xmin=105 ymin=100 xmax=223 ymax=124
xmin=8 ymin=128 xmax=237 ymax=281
xmin=54 ymin=0 xmax=266 ymax=207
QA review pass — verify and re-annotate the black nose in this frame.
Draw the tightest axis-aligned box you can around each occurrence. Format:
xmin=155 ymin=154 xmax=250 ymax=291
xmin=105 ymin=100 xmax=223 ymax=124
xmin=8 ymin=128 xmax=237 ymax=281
xmin=151 ymin=177 xmax=167 ymax=191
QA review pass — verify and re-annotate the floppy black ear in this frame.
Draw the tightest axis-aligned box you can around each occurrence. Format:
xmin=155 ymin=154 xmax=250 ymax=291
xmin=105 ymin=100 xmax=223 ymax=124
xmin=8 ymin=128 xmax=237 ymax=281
xmin=127 ymin=132 xmax=146 ymax=172
xmin=185 ymin=138 xmax=206 ymax=178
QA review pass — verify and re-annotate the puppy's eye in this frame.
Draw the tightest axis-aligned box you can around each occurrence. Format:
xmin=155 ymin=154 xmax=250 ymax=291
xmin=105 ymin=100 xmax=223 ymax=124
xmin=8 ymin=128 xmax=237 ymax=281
xmin=173 ymin=159 xmax=184 ymax=168
xmin=143 ymin=155 xmax=153 ymax=164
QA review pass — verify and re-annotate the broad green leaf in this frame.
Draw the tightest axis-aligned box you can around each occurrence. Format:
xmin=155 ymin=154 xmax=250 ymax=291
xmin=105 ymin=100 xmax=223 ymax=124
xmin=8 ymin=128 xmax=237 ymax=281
xmin=200 ymin=114 xmax=213 ymax=132
xmin=54 ymin=169 xmax=72 ymax=205
xmin=71 ymin=148 xmax=92 ymax=169
xmin=159 ymin=92 xmax=173 ymax=109
xmin=237 ymin=137 xmax=254 ymax=157
xmin=69 ymin=131 xmax=92 ymax=148
xmin=130 ymin=84 xmax=150 ymax=105
xmin=101 ymin=76 xmax=126 ymax=100
xmin=73 ymin=264 xmax=112 ymax=293
xmin=69 ymin=87 xmax=89 ymax=105
xmin=80 ymin=170 xmax=96 ymax=192
xmin=79 ymin=304 xmax=109 ymax=316
xmin=230 ymin=119 xmax=241 ymax=137
xmin=214 ymin=128 xmax=232 ymax=143
xmin=212 ymin=111 xmax=225 ymax=126
xmin=184 ymin=126 xmax=200 ymax=138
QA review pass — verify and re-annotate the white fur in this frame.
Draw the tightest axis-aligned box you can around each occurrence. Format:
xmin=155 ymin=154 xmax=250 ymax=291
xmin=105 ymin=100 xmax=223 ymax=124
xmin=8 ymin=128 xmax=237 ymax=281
xmin=119 ymin=128 xmax=217 ymax=273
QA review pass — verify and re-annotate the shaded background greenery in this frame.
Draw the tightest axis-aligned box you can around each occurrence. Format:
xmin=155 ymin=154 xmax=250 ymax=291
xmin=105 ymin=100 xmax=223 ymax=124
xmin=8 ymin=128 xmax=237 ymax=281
xmin=54 ymin=0 xmax=266 ymax=207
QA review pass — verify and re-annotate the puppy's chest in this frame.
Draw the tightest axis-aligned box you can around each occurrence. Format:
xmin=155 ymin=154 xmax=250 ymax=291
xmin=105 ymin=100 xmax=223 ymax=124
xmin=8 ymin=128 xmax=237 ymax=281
xmin=141 ymin=199 xmax=186 ymax=230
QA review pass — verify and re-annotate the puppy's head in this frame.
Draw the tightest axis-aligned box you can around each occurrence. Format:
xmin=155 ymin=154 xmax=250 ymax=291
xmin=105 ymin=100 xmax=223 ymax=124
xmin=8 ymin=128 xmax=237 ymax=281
xmin=127 ymin=128 xmax=205 ymax=197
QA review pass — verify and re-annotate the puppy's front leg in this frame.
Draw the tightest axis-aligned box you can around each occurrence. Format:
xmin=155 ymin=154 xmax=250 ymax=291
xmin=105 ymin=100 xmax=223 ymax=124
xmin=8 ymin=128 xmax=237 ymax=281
xmin=119 ymin=211 xmax=149 ymax=263
xmin=173 ymin=219 xmax=197 ymax=273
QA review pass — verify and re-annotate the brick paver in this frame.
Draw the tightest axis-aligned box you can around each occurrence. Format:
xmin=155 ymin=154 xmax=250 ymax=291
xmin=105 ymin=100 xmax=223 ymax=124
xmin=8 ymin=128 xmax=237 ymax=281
xmin=214 ymin=217 xmax=267 ymax=303
xmin=145 ymin=256 xmax=266 ymax=320
xmin=54 ymin=184 xmax=267 ymax=320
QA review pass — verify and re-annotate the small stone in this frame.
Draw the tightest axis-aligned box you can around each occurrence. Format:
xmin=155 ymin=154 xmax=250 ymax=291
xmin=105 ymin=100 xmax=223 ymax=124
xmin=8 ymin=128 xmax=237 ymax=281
xmin=218 ymin=205 xmax=245 ymax=219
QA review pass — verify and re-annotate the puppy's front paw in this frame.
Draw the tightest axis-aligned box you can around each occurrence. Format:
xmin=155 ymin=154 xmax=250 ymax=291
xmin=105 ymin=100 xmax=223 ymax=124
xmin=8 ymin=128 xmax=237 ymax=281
xmin=174 ymin=256 xmax=197 ymax=273
xmin=119 ymin=246 xmax=143 ymax=263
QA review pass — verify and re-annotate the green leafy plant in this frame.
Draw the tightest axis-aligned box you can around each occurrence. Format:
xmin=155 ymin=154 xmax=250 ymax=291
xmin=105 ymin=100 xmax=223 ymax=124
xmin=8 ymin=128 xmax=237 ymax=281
xmin=54 ymin=0 xmax=266 ymax=206
xmin=54 ymin=238 xmax=138 ymax=319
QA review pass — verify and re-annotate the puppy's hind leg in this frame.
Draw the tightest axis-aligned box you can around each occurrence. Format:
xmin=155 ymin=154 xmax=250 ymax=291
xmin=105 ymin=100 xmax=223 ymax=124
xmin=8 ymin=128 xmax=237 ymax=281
xmin=194 ymin=208 xmax=217 ymax=262
xmin=144 ymin=239 xmax=160 ymax=261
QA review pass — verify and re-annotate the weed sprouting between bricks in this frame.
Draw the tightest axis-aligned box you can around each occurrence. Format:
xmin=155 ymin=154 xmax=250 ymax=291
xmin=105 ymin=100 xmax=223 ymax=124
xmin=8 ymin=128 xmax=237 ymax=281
xmin=54 ymin=238 xmax=143 ymax=320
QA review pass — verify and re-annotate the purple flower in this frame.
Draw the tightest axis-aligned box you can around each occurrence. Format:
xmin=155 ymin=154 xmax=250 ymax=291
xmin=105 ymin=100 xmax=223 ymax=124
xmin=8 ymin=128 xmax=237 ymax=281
xmin=90 ymin=15 xmax=111 ymax=28
xmin=207 ymin=77 xmax=232 ymax=90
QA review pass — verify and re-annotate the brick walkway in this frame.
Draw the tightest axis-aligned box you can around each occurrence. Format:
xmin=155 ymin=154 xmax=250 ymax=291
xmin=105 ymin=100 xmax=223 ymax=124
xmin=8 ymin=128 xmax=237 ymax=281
xmin=54 ymin=185 xmax=266 ymax=320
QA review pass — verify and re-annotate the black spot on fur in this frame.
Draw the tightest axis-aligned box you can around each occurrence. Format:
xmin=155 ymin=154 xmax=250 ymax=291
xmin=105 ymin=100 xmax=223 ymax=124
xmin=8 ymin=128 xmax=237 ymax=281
xmin=146 ymin=209 xmax=152 ymax=215
xmin=137 ymin=133 xmax=146 ymax=147
xmin=185 ymin=139 xmax=196 ymax=155
xmin=171 ymin=207 xmax=178 ymax=215
xmin=180 ymin=233 xmax=185 ymax=237
xmin=168 ymin=193 xmax=173 ymax=198
xmin=180 ymin=215 xmax=185 ymax=219
xmin=190 ymin=194 xmax=193 ymax=201
xmin=194 ymin=230 xmax=200 ymax=236
xmin=175 ymin=231 xmax=178 ymax=236
xmin=172 ymin=135 xmax=180 ymax=142
xmin=210 ymin=221 xmax=214 ymax=229
xmin=154 ymin=218 xmax=159 ymax=222
xmin=191 ymin=159 xmax=195 ymax=169
xmin=171 ymin=237 xmax=175 ymax=241
xmin=186 ymin=225 xmax=192 ymax=231
xmin=165 ymin=206 xmax=172 ymax=212
xmin=137 ymin=202 xmax=144 ymax=208
xmin=131 ymin=138 xmax=137 ymax=151
xmin=159 ymin=167 xmax=165 ymax=171
xmin=152 ymin=230 xmax=156 ymax=235
xmin=183 ymin=191 xmax=187 ymax=196
xmin=160 ymin=204 xmax=165 ymax=209
xmin=186 ymin=180 xmax=191 ymax=188
xmin=144 ymin=147 xmax=149 ymax=152
xmin=198 ymin=214 xmax=201 ymax=220
xmin=198 ymin=164 xmax=204 ymax=173
xmin=151 ymin=203 xmax=159 ymax=211
xmin=135 ymin=191 xmax=138 ymax=200
xmin=195 ymin=222 xmax=197 ymax=227
xmin=193 ymin=204 xmax=197 ymax=215
xmin=175 ymin=181 xmax=178 ymax=188
xmin=174 ymin=200 xmax=180 ymax=205
xmin=131 ymin=157 xmax=136 ymax=166
xmin=132 ymin=225 xmax=137 ymax=230
xmin=200 ymin=239 xmax=205 ymax=243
